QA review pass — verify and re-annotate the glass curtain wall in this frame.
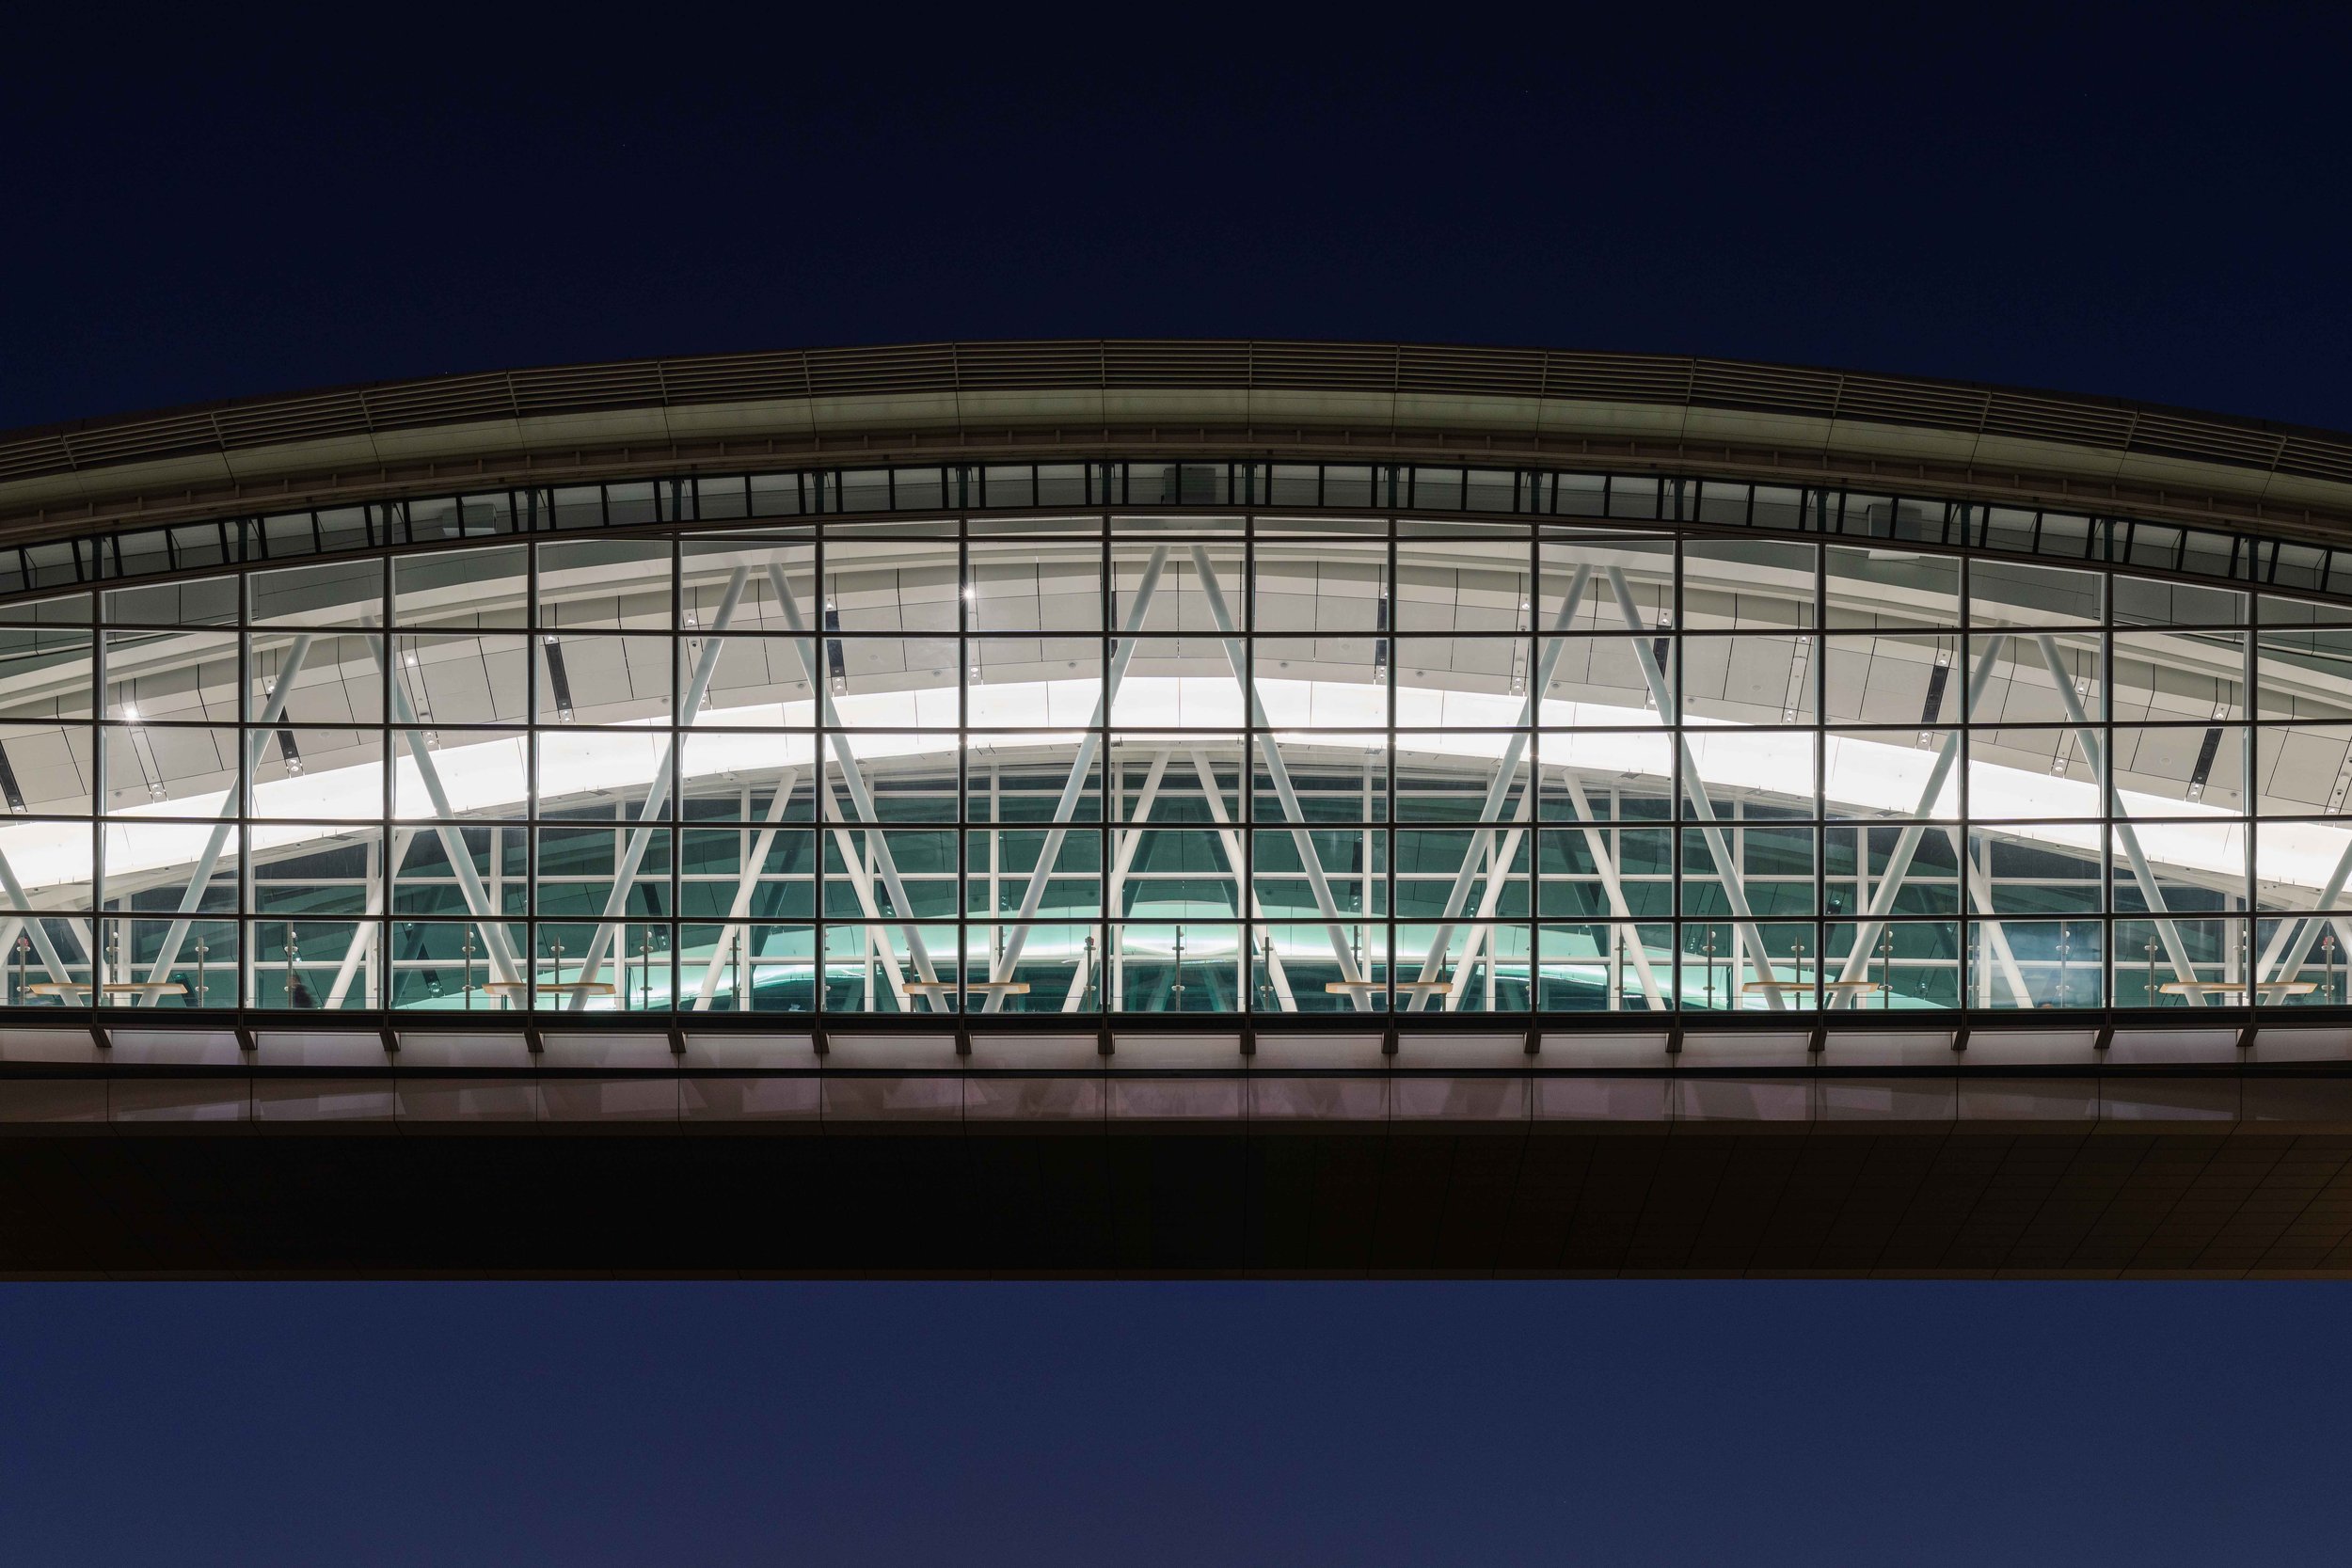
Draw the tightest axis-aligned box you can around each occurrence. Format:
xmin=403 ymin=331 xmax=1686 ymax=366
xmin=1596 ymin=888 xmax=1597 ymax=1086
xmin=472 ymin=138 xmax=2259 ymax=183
xmin=0 ymin=512 xmax=2345 ymax=1017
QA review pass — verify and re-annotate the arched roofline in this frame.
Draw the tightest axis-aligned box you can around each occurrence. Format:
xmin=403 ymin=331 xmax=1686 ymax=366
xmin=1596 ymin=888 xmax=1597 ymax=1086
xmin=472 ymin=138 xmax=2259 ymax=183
xmin=6 ymin=341 xmax=2352 ymax=546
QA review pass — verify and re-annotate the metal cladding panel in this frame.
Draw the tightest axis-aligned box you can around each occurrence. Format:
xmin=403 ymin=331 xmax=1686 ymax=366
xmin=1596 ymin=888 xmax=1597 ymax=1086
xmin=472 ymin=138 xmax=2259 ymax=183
xmin=8 ymin=342 xmax=2352 ymax=537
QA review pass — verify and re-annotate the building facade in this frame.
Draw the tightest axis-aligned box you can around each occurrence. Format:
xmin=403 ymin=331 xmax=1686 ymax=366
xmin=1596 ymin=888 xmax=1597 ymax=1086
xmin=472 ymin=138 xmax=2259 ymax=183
xmin=7 ymin=342 xmax=2352 ymax=1274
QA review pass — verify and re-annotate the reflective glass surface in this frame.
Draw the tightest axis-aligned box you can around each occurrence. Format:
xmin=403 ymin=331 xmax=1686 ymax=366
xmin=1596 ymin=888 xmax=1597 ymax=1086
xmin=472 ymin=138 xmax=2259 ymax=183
xmin=0 ymin=504 xmax=2343 ymax=1017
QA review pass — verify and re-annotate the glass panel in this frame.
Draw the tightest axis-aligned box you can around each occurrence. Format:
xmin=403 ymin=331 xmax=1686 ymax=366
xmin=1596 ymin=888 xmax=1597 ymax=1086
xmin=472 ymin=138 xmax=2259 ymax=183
xmin=1972 ymin=559 xmax=2102 ymax=627
xmin=1682 ymin=633 xmax=1816 ymax=723
xmin=250 ymin=731 xmax=384 ymax=817
xmin=248 ymin=630 xmax=384 ymax=725
xmin=1823 ymin=920 xmax=1962 ymax=1008
xmin=1823 ymin=634 xmax=1964 ymax=728
xmin=1540 ymin=637 xmax=1672 ymax=721
xmin=2255 ymin=725 xmax=2352 ymax=816
xmin=1969 ymin=730 xmax=2101 ymax=817
xmin=1537 ymin=537 xmax=1674 ymax=631
xmin=0 ymin=626 xmax=96 ymax=725
xmin=1966 ymin=631 xmax=2102 ymax=723
xmin=536 ymin=540 xmax=673 ymax=630
xmin=2112 ymin=630 xmax=2244 ymax=722
xmin=104 ymin=577 xmax=237 ymax=627
xmin=1966 ymin=830 xmax=2104 ymax=914
xmin=1535 ymin=732 xmax=1676 ymax=819
xmin=392 ymin=733 xmax=529 ymax=820
xmin=1684 ymin=541 xmax=1816 ymax=630
xmin=1825 ymin=545 xmax=1958 ymax=630
xmin=966 ymin=541 xmax=1102 ymax=633
xmin=1255 ymin=735 xmax=1386 ymax=822
xmin=2110 ymin=820 xmax=2245 ymax=911
xmin=1394 ymin=538 xmax=1529 ymax=633
xmin=249 ymin=560 xmax=384 ymax=627
xmin=1826 ymin=731 xmax=1961 ymax=821
xmin=395 ymin=545 xmax=527 ymax=629
xmin=537 ymin=634 xmax=671 ymax=725
xmin=2254 ymin=626 xmax=2352 ymax=722
xmin=1111 ymin=921 xmax=1245 ymax=1012
xmin=103 ymin=630 xmax=236 ymax=723
xmin=393 ymin=634 xmax=531 ymax=728
xmin=1970 ymin=919 xmax=2104 ymax=1007
xmin=0 ymin=722 xmax=94 ymax=816
xmin=2110 ymin=726 xmax=2247 ymax=815
xmin=2111 ymin=574 xmax=2245 ymax=628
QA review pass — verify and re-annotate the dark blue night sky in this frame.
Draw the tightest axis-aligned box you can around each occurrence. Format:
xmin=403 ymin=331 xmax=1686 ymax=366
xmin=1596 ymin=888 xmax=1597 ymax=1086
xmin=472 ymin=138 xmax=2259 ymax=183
xmin=4 ymin=12 xmax=2350 ymax=1563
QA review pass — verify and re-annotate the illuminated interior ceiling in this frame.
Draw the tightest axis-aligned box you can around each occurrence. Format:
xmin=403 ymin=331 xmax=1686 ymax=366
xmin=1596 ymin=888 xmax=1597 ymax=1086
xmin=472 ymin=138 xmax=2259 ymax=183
xmin=8 ymin=538 xmax=2338 ymax=903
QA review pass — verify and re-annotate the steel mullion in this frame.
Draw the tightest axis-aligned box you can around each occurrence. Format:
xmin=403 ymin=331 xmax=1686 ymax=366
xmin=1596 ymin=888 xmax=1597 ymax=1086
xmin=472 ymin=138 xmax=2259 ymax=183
xmin=810 ymin=525 xmax=825 ymax=1016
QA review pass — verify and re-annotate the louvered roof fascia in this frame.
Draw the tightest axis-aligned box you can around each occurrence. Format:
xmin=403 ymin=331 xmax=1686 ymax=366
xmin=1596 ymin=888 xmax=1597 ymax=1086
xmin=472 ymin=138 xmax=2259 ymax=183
xmin=1978 ymin=392 xmax=2137 ymax=451
xmin=2126 ymin=410 xmax=2287 ymax=471
xmin=1244 ymin=341 xmax=1404 ymax=390
xmin=60 ymin=412 xmax=224 ymax=468
xmin=1829 ymin=373 xmax=1992 ymax=434
xmin=2276 ymin=436 xmax=2352 ymax=486
xmin=506 ymin=361 xmax=669 ymax=416
xmin=209 ymin=391 xmax=376 ymax=450
xmin=653 ymin=351 xmax=815 ymax=407
xmin=1541 ymin=352 xmax=1696 ymax=406
xmin=8 ymin=345 xmax=2352 ymax=527
xmin=1689 ymin=358 xmax=1845 ymax=415
xmin=802 ymin=342 xmax=959 ymax=398
xmin=0 ymin=434 xmax=78 ymax=484
xmin=1102 ymin=340 xmax=1255 ymax=388
xmin=1395 ymin=343 xmax=1548 ymax=398
xmin=951 ymin=340 xmax=1109 ymax=390
xmin=358 ymin=373 xmax=522 ymax=433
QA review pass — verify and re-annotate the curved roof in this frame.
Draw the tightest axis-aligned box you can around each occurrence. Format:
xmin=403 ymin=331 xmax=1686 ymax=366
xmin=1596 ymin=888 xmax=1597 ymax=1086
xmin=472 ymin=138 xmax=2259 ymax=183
xmin=8 ymin=340 xmax=2352 ymax=546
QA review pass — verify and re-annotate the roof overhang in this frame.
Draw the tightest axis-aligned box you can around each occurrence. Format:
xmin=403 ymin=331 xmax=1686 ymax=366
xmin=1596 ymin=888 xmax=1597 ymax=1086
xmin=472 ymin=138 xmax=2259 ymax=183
xmin=8 ymin=341 xmax=2352 ymax=546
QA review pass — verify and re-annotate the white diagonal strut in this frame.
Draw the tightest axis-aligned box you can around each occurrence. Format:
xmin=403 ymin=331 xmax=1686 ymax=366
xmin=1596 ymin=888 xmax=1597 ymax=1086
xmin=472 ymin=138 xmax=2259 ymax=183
xmin=690 ymin=768 xmax=801 ymax=1011
xmin=326 ymin=826 xmax=414 ymax=1009
xmin=765 ymin=564 xmax=946 ymax=1008
xmin=1406 ymin=567 xmax=1593 ymax=1007
xmin=1552 ymin=769 xmax=1667 ymax=1009
xmin=378 ymin=641 xmax=523 ymax=988
xmin=1186 ymin=546 xmax=1370 ymax=1008
xmin=1188 ymin=748 xmax=1299 ymax=1011
xmin=1070 ymin=750 xmax=1171 ymax=1013
xmin=821 ymin=783 xmax=914 ymax=1011
xmin=983 ymin=546 xmax=1169 ymax=1010
xmin=136 ymin=633 xmax=317 ymax=1001
xmin=1602 ymin=565 xmax=1785 ymax=1010
xmin=1831 ymin=641 xmax=2004 ymax=1005
xmin=564 ymin=567 xmax=751 ymax=1008
xmin=1955 ymin=828 xmax=2037 ymax=1008
xmin=1439 ymin=820 xmax=1528 ymax=1012
xmin=0 ymin=847 xmax=84 ymax=991
xmin=2257 ymin=831 xmax=2352 ymax=989
xmin=2031 ymin=633 xmax=2201 ymax=1004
